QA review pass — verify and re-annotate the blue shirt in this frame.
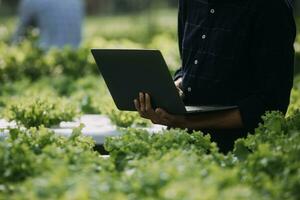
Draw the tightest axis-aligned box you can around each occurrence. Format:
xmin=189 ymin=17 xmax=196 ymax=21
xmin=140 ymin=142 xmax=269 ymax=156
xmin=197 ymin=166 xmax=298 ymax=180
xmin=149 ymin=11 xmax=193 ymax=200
xmin=175 ymin=0 xmax=296 ymax=132
xmin=13 ymin=0 xmax=84 ymax=49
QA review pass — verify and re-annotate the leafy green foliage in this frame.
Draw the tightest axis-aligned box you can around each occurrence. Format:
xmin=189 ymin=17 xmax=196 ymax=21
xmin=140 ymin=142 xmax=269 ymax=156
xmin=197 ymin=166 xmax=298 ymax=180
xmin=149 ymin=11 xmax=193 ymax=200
xmin=119 ymin=150 xmax=259 ymax=200
xmin=0 ymin=127 xmax=254 ymax=200
xmin=0 ymin=41 xmax=97 ymax=83
xmin=0 ymin=75 xmax=149 ymax=128
xmin=104 ymin=128 xmax=218 ymax=171
xmin=233 ymin=111 xmax=300 ymax=199
xmin=3 ymin=97 xmax=78 ymax=128
xmin=0 ymin=112 xmax=300 ymax=199
xmin=0 ymin=26 xmax=180 ymax=83
xmin=105 ymin=109 xmax=150 ymax=128
xmin=68 ymin=76 xmax=112 ymax=114
xmin=0 ymin=127 xmax=135 ymax=197
xmin=0 ymin=126 xmax=98 ymax=182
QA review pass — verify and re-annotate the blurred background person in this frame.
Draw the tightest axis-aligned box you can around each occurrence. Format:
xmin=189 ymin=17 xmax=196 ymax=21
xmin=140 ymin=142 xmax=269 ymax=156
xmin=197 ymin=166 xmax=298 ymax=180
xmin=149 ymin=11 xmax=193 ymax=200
xmin=12 ymin=0 xmax=84 ymax=49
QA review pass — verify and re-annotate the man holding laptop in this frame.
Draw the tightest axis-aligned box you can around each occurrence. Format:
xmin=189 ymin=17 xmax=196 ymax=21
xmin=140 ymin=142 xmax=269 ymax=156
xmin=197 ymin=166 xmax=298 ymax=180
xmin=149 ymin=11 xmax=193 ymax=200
xmin=92 ymin=0 xmax=295 ymax=152
xmin=133 ymin=0 xmax=296 ymax=152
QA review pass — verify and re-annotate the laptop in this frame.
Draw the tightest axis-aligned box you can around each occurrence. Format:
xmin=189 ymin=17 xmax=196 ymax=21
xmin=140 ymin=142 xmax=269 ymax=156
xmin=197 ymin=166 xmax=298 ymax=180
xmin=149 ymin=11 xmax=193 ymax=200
xmin=91 ymin=49 xmax=238 ymax=115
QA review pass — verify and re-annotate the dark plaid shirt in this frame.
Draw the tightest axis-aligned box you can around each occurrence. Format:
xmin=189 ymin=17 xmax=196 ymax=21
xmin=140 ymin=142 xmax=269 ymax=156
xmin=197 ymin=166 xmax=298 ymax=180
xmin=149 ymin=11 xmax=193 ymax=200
xmin=175 ymin=0 xmax=296 ymax=131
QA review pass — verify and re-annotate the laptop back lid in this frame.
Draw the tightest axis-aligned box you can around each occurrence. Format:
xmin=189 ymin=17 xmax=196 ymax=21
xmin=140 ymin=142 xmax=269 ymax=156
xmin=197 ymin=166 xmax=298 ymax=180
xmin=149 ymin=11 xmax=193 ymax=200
xmin=91 ymin=49 xmax=187 ymax=115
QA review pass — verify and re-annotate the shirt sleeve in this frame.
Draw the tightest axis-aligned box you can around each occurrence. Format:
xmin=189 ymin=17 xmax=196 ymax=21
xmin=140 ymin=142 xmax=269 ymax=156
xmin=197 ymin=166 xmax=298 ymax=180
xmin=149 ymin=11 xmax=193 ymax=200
xmin=174 ymin=0 xmax=186 ymax=81
xmin=12 ymin=0 xmax=36 ymax=43
xmin=238 ymin=1 xmax=296 ymax=132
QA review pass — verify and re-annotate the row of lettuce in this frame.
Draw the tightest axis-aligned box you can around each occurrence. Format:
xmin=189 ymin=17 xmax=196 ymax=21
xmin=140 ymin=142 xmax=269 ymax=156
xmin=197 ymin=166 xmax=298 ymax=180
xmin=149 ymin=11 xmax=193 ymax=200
xmin=0 ymin=75 xmax=150 ymax=128
xmin=0 ymin=33 xmax=180 ymax=83
xmin=1 ymin=74 xmax=300 ymax=129
xmin=0 ymin=110 xmax=300 ymax=199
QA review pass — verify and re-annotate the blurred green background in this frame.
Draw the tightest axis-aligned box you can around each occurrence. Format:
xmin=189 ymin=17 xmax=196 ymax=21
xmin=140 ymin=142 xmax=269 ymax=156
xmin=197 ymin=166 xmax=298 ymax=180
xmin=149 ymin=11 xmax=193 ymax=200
xmin=0 ymin=0 xmax=299 ymax=74
xmin=0 ymin=0 xmax=181 ymax=71
xmin=0 ymin=0 xmax=179 ymax=42
xmin=1 ymin=0 xmax=178 ymax=15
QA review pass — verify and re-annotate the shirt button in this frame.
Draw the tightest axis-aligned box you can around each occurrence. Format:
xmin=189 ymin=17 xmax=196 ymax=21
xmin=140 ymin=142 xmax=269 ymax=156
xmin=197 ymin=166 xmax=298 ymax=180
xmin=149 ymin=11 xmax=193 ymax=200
xmin=210 ymin=9 xmax=215 ymax=14
xmin=188 ymin=87 xmax=192 ymax=92
xmin=194 ymin=60 xmax=198 ymax=65
xmin=202 ymin=34 xmax=206 ymax=39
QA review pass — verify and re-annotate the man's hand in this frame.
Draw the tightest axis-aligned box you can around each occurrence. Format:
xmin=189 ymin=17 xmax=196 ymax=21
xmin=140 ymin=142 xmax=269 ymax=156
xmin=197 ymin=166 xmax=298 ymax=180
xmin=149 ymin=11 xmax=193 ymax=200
xmin=134 ymin=93 xmax=187 ymax=127
xmin=134 ymin=92 xmax=244 ymax=130
xmin=175 ymin=77 xmax=184 ymax=98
